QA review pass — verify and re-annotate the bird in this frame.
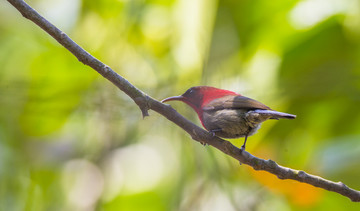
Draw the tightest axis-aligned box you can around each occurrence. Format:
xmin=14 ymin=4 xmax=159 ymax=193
xmin=161 ymin=86 xmax=296 ymax=150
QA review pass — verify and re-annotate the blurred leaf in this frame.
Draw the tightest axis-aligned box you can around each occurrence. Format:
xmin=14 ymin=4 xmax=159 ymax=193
xmin=19 ymin=45 xmax=96 ymax=136
xmin=103 ymin=191 xmax=166 ymax=211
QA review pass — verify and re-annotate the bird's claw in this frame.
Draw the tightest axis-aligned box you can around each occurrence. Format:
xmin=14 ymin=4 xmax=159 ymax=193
xmin=209 ymin=128 xmax=221 ymax=137
xmin=200 ymin=141 xmax=208 ymax=146
xmin=240 ymin=145 xmax=246 ymax=152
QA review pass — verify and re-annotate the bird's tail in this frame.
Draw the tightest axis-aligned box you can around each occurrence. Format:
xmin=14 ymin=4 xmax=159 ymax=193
xmin=254 ymin=109 xmax=296 ymax=119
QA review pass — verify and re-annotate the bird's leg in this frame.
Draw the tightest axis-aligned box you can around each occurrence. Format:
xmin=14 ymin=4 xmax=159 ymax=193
xmin=199 ymin=128 xmax=222 ymax=146
xmin=241 ymin=135 xmax=248 ymax=151
xmin=209 ymin=128 xmax=222 ymax=137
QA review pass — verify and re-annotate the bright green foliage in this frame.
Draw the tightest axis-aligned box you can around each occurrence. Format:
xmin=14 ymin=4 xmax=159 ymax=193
xmin=1 ymin=0 xmax=360 ymax=210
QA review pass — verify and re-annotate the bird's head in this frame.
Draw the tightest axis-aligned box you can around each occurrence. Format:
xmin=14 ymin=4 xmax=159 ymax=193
xmin=161 ymin=86 xmax=239 ymax=112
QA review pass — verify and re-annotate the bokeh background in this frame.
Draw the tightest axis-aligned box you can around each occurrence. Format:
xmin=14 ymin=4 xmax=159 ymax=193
xmin=2 ymin=0 xmax=360 ymax=210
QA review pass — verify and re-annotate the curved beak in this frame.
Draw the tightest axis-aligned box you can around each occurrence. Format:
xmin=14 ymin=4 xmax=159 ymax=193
xmin=161 ymin=96 xmax=185 ymax=103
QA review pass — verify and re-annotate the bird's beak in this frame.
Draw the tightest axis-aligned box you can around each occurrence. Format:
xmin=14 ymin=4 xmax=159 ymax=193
xmin=161 ymin=96 xmax=185 ymax=103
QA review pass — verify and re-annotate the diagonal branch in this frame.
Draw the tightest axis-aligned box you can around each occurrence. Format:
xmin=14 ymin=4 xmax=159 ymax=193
xmin=7 ymin=0 xmax=360 ymax=202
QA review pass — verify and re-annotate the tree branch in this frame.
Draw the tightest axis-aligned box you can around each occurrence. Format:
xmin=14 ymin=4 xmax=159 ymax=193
xmin=7 ymin=0 xmax=360 ymax=202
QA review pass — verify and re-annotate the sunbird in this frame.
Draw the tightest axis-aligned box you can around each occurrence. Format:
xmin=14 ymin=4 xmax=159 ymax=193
xmin=162 ymin=86 xmax=296 ymax=150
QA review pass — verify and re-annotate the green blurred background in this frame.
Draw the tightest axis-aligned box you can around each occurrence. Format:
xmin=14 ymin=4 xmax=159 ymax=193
xmin=2 ymin=0 xmax=360 ymax=210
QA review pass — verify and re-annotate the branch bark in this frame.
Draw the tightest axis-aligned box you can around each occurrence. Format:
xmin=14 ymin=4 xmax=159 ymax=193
xmin=7 ymin=0 xmax=360 ymax=202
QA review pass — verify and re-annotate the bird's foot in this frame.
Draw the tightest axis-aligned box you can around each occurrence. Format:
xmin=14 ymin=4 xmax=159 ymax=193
xmin=200 ymin=141 xmax=208 ymax=146
xmin=240 ymin=144 xmax=246 ymax=151
xmin=209 ymin=128 xmax=222 ymax=137
xmin=239 ymin=144 xmax=246 ymax=165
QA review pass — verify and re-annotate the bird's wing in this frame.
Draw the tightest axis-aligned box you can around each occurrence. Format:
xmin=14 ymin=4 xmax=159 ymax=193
xmin=202 ymin=95 xmax=271 ymax=111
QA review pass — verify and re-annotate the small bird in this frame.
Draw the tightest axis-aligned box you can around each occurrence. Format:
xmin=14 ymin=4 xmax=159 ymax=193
xmin=161 ymin=86 xmax=296 ymax=150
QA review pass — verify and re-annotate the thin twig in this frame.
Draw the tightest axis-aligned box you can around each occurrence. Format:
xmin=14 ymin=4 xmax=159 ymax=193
xmin=6 ymin=0 xmax=360 ymax=202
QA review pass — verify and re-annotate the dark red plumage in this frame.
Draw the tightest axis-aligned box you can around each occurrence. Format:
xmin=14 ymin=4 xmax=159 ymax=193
xmin=162 ymin=86 xmax=296 ymax=150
